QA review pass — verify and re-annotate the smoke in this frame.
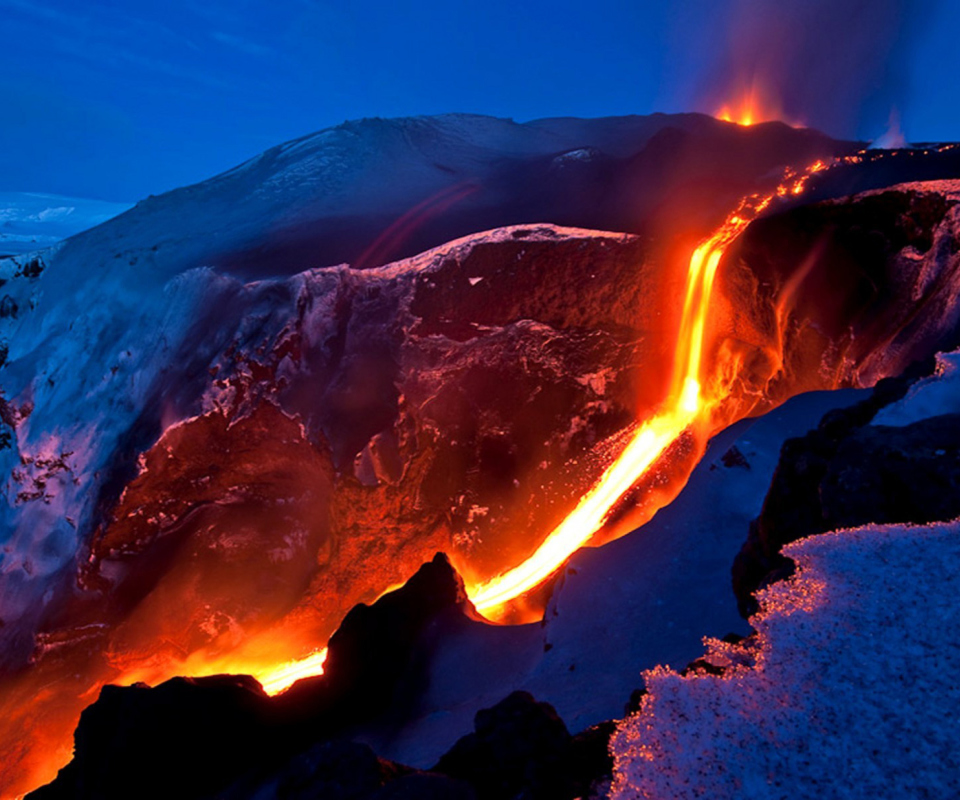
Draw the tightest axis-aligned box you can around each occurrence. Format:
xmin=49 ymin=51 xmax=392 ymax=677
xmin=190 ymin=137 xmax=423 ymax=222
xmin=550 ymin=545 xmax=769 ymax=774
xmin=670 ymin=0 xmax=938 ymax=140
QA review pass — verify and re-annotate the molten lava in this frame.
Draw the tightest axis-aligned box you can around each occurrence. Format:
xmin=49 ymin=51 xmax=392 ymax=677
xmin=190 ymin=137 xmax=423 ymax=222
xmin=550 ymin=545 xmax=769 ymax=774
xmin=256 ymin=157 xmax=832 ymax=688
xmin=5 ymin=156 xmax=839 ymax=800
xmin=256 ymin=648 xmax=328 ymax=694
xmin=715 ymin=80 xmax=790 ymax=127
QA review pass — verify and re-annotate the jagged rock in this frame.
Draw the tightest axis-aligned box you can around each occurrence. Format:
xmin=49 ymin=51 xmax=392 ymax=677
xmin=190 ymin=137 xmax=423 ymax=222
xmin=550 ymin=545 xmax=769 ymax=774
xmin=433 ymin=690 xmax=575 ymax=800
xmin=368 ymin=774 xmax=477 ymax=800
xmin=27 ymin=675 xmax=279 ymax=800
xmin=5 ymin=126 xmax=960 ymax=798
xmin=569 ymin=721 xmax=618 ymax=798
xmin=31 ymin=554 xmax=476 ymax=800
xmin=277 ymin=552 xmax=478 ymax=728
xmin=262 ymin=741 xmax=407 ymax=800
xmin=731 ymin=359 xmax=960 ymax=616
xmin=719 ymin=445 xmax=750 ymax=469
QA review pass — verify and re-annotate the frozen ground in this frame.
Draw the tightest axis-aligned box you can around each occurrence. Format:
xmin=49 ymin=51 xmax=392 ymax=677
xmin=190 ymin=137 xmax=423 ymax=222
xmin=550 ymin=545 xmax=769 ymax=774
xmin=611 ymin=520 xmax=960 ymax=799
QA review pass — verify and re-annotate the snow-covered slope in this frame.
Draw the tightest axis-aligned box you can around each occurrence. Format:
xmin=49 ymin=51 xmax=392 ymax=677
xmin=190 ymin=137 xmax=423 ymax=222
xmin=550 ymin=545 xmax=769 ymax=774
xmin=26 ymin=112 xmax=847 ymax=281
xmin=355 ymin=386 xmax=867 ymax=769
xmin=0 ymin=112 xmax=956 ymax=798
xmin=0 ymin=192 xmax=130 ymax=256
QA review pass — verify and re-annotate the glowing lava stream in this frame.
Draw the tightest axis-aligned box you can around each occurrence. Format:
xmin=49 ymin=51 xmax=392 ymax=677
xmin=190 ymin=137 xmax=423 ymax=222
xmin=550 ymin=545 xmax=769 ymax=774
xmin=254 ymin=159 xmax=828 ymax=695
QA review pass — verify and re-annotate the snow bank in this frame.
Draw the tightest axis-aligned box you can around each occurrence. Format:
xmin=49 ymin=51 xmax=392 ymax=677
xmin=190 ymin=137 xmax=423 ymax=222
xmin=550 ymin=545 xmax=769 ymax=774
xmin=610 ymin=520 xmax=960 ymax=799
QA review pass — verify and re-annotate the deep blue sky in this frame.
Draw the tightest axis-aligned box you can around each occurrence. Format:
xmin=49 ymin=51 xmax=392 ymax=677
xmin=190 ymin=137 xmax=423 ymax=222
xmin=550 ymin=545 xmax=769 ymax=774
xmin=2 ymin=0 xmax=957 ymax=201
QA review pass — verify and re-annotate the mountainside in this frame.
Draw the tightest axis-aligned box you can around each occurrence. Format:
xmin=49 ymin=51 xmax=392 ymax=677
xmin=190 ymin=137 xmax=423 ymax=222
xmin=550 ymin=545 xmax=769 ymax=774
xmin=26 ymin=113 xmax=851 ymax=283
xmin=3 ymin=113 xmax=960 ymax=799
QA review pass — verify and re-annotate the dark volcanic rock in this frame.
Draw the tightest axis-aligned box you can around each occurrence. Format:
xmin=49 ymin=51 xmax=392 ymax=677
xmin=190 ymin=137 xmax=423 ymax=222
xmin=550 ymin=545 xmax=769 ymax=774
xmin=731 ymin=363 xmax=960 ymax=616
xmin=277 ymin=552 xmax=479 ymax=727
xmin=7 ymin=172 xmax=960 ymax=796
xmin=820 ymin=414 xmax=960 ymax=527
xmin=716 ymin=184 xmax=960 ymax=418
xmin=31 ymin=554 xmax=476 ymax=800
xmin=368 ymin=773 xmax=477 ymax=800
xmin=28 ymin=675 xmax=278 ymax=800
xmin=251 ymin=741 xmax=407 ymax=800
xmin=433 ymin=690 xmax=575 ymax=800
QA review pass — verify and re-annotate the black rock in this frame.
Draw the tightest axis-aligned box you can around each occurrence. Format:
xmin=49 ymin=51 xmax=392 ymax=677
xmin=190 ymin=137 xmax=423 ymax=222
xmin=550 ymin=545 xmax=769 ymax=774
xmin=433 ymin=690 xmax=575 ymax=800
xmin=31 ymin=553 xmax=478 ymax=800
xmin=569 ymin=721 xmax=617 ymax=798
xmin=369 ymin=773 xmax=478 ymax=800
xmin=732 ymin=363 xmax=960 ymax=617
xmin=277 ymin=552 xmax=478 ymax=728
xmin=27 ymin=675 xmax=280 ymax=800
xmin=262 ymin=741 xmax=405 ymax=800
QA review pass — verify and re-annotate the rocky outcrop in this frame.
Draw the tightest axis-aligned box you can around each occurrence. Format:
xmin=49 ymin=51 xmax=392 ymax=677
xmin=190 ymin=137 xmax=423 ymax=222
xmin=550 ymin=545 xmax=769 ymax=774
xmin=713 ymin=183 xmax=960 ymax=425
xmin=28 ymin=675 xmax=279 ymax=800
xmin=29 ymin=555 xmax=611 ymax=800
xmin=431 ymin=690 xmax=616 ymax=800
xmin=433 ymin=691 xmax=574 ymax=799
xmin=30 ymin=554 xmax=474 ymax=800
xmin=731 ymin=356 xmax=960 ymax=616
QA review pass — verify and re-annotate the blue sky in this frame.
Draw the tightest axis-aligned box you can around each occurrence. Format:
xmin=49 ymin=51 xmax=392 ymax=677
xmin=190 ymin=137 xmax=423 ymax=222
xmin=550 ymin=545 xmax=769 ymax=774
xmin=1 ymin=0 xmax=957 ymax=201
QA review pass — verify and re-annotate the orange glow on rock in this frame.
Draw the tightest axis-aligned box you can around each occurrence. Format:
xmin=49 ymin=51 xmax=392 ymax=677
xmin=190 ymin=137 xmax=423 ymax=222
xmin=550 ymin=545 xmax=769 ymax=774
xmin=6 ymin=159 xmax=837 ymax=797
xmin=270 ymin=158 xmax=834 ymax=674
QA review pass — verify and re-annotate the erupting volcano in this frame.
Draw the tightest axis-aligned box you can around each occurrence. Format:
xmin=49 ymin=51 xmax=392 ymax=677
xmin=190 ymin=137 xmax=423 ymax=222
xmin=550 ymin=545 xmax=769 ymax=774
xmin=4 ymin=5 xmax=960 ymax=793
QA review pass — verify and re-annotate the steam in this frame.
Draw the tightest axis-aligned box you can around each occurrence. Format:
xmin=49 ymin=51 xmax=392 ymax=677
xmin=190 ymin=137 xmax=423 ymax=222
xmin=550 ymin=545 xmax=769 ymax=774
xmin=671 ymin=0 xmax=938 ymax=140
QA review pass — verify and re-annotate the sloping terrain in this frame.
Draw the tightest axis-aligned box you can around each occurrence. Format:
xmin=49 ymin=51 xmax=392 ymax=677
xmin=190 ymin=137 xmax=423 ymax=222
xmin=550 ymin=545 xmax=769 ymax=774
xmin=3 ymin=111 xmax=960 ymax=798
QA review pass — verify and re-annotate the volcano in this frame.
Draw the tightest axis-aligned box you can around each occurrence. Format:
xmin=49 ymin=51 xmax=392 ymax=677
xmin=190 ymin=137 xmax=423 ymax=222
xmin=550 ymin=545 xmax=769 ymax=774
xmin=3 ymin=113 xmax=960 ymax=799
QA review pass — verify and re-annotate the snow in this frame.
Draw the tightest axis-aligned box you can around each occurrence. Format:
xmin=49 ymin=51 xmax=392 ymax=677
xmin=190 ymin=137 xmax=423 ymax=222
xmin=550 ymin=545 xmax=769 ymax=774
xmin=0 ymin=223 xmax=630 ymax=666
xmin=610 ymin=519 xmax=960 ymax=799
xmin=356 ymin=387 xmax=869 ymax=767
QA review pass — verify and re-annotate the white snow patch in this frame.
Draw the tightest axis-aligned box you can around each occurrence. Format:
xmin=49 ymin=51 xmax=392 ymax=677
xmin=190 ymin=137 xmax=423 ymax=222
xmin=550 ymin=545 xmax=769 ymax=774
xmin=610 ymin=521 xmax=960 ymax=799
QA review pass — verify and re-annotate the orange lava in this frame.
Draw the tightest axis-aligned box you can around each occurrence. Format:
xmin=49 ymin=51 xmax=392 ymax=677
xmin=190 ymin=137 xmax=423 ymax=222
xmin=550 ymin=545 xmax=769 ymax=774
xmin=256 ymin=648 xmax=329 ymax=694
xmin=9 ymin=159 xmax=835 ymax=800
xmin=716 ymin=80 xmax=792 ymax=127
xmin=258 ymin=156 xmax=833 ymax=688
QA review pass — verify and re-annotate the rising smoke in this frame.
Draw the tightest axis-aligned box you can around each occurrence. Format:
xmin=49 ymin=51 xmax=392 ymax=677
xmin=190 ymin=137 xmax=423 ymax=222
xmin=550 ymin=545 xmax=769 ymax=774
xmin=671 ymin=0 xmax=938 ymax=140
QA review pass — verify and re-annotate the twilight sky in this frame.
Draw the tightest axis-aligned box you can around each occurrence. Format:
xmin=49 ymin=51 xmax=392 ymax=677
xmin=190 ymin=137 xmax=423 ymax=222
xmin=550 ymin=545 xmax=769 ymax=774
xmin=1 ymin=0 xmax=956 ymax=201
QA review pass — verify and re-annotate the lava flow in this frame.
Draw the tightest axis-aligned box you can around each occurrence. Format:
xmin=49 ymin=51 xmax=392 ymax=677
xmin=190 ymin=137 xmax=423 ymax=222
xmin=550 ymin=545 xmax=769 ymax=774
xmin=2 ymin=157 xmax=837 ymax=800
xmin=254 ymin=157 xmax=831 ymax=692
